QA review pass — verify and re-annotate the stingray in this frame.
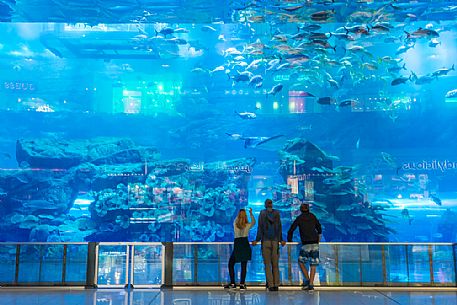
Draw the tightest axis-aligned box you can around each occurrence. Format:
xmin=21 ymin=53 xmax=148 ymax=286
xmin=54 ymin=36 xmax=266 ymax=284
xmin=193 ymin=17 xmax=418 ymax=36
xmin=241 ymin=135 xmax=284 ymax=149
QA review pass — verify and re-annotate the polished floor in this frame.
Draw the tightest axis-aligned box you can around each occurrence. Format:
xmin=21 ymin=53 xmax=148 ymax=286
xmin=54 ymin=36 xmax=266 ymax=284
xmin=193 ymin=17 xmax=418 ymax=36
xmin=0 ymin=288 xmax=456 ymax=305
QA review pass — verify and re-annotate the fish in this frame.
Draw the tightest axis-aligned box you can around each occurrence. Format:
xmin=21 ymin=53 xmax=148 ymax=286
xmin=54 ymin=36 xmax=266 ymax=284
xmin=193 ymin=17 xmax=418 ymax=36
xmin=401 ymin=209 xmax=413 ymax=225
xmin=344 ymin=25 xmax=369 ymax=35
xmin=380 ymin=152 xmax=397 ymax=167
xmin=235 ymin=111 xmax=256 ymax=119
xmin=241 ymin=135 xmax=285 ymax=148
xmin=317 ymin=97 xmax=336 ymax=105
xmin=209 ymin=65 xmax=226 ymax=75
xmin=346 ymin=46 xmax=373 ymax=58
xmin=310 ymin=9 xmax=335 ymax=21
xmin=248 ymin=74 xmax=263 ymax=87
xmin=155 ymin=27 xmax=174 ymax=37
xmin=21 ymin=200 xmax=56 ymax=210
xmin=174 ymin=27 xmax=189 ymax=33
xmin=191 ymin=67 xmax=208 ymax=74
xmin=266 ymin=59 xmax=281 ymax=70
xmin=411 ymin=72 xmax=436 ymax=85
xmin=225 ymin=133 xmax=243 ymax=140
xmin=267 ymin=84 xmax=283 ymax=96
xmin=337 ymin=99 xmax=356 ymax=109
xmin=396 ymin=44 xmax=414 ymax=55
xmin=327 ymin=78 xmax=339 ymax=88
xmin=231 ymin=71 xmax=252 ymax=83
xmin=370 ymin=24 xmax=391 ymax=33
xmin=201 ymin=25 xmax=217 ymax=32
xmin=380 ymin=56 xmax=403 ymax=64
xmin=428 ymin=38 xmax=441 ymax=48
xmin=391 ymin=76 xmax=410 ymax=86
xmin=298 ymin=23 xmax=322 ymax=32
xmin=388 ymin=63 xmax=407 ymax=73
xmin=429 ymin=194 xmax=442 ymax=206
xmin=445 ymin=89 xmax=457 ymax=98
xmin=223 ymin=47 xmax=243 ymax=57
xmin=166 ymin=37 xmax=187 ymax=45
xmin=331 ymin=32 xmax=355 ymax=41
xmin=309 ymin=32 xmax=332 ymax=40
xmin=431 ymin=64 xmax=455 ymax=77
xmin=280 ymin=4 xmax=305 ymax=12
xmin=405 ymin=28 xmax=439 ymax=39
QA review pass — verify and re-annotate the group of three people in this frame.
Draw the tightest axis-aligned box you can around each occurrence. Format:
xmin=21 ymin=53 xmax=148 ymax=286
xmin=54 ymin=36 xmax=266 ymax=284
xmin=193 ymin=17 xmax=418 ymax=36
xmin=225 ymin=198 xmax=322 ymax=291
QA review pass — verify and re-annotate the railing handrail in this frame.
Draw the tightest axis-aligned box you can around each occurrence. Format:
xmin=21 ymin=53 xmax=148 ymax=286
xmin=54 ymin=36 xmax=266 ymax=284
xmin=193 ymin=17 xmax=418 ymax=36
xmin=0 ymin=242 xmax=454 ymax=246
xmin=0 ymin=242 xmax=455 ymax=288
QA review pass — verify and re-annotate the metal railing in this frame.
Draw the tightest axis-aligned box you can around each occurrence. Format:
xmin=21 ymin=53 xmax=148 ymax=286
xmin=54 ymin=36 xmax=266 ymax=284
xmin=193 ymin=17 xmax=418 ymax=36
xmin=0 ymin=242 xmax=455 ymax=287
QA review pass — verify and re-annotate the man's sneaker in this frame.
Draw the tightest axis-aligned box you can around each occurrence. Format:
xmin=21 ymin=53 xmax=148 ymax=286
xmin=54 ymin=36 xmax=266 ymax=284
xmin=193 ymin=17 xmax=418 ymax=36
xmin=301 ymin=280 xmax=310 ymax=290
xmin=268 ymin=286 xmax=278 ymax=291
xmin=224 ymin=283 xmax=236 ymax=289
xmin=239 ymin=284 xmax=247 ymax=290
xmin=308 ymin=285 xmax=314 ymax=290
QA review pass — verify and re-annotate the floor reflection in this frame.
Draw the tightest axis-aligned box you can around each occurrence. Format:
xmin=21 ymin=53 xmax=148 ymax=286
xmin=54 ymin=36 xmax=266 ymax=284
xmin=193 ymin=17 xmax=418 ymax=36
xmin=0 ymin=288 xmax=455 ymax=305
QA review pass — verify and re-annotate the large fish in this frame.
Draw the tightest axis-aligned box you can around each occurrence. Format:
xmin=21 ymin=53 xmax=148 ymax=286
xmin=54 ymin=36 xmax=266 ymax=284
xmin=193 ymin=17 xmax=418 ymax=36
xmin=241 ymin=135 xmax=284 ymax=148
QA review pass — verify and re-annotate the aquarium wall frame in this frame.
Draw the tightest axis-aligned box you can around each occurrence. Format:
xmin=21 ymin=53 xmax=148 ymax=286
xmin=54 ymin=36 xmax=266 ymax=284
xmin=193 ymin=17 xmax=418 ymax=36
xmin=0 ymin=242 xmax=455 ymax=287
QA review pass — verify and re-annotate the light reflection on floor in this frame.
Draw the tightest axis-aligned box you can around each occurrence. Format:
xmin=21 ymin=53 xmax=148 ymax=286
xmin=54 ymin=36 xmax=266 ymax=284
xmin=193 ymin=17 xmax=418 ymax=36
xmin=0 ymin=288 xmax=456 ymax=305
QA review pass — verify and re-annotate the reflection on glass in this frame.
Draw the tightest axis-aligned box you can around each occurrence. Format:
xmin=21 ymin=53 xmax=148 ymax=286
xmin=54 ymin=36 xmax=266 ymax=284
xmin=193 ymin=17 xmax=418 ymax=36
xmin=407 ymin=245 xmax=431 ymax=283
xmin=97 ymin=246 xmax=127 ymax=285
xmin=386 ymin=245 xmax=408 ymax=284
xmin=133 ymin=245 xmax=162 ymax=286
xmin=0 ymin=245 xmax=17 ymax=283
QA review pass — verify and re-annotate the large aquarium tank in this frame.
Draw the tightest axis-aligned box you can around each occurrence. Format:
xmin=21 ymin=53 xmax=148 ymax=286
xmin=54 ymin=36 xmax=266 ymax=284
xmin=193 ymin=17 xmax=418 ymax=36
xmin=0 ymin=0 xmax=456 ymax=243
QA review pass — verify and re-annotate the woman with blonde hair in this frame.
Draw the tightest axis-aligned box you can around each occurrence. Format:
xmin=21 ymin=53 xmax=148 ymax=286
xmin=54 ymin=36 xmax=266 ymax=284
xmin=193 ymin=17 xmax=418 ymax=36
xmin=224 ymin=207 xmax=256 ymax=290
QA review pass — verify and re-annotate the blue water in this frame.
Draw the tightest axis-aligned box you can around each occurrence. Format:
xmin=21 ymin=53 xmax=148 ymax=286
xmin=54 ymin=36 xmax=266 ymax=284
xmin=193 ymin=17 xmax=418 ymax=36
xmin=0 ymin=1 xmax=456 ymax=242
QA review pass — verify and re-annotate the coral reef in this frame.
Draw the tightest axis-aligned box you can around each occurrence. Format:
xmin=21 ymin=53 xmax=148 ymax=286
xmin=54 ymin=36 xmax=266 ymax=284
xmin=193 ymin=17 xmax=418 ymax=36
xmin=0 ymin=137 xmax=254 ymax=242
xmin=278 ymin=138 xmax=394 ymax=242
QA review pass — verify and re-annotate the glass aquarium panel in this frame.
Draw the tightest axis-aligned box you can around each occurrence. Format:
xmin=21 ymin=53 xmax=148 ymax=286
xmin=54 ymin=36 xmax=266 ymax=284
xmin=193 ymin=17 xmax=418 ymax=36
xmin=277 ymin=244 xmax=291 ymax=285
xmin=97 ymin=245 xmax=127 ymax=286
xmin=244 ymin=244 xmax=264 ymax=284
xmin=173 ymin=244 xmax=195 ymax=284
xmin=288 ymin=243 xmax=303 ymax=286
xmin=0 ymin=1 xmax=456 ymax=245
xmin=196 ymin=243 xmax=225 ymax=284
xmin=17 ymin=245 xmax=41 ymax=283
xmin=432 ymin=245 xmax=455 ymax=285
xmin=407 ymin=245 xmax=431 ymax=284
xmin=40 ymin=244 xmax=64 ymax=283
xmin=337 ymin=245 xmax=361 ymax=285
xmin=133 ymin=244 xmax=163 ymax=286
xmin=0 ymin=245 xmax=17 ymax=284
xmin=386 ymin=245 xmax=408 ymax=284
xmin=361 ymin=245 xmax=384 ymax=285
xmin=65 ymin=244 xmax=88 ymax=283
xmin=317 ymin=244 xmax=339 ymax=286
